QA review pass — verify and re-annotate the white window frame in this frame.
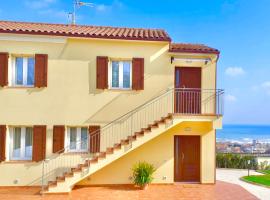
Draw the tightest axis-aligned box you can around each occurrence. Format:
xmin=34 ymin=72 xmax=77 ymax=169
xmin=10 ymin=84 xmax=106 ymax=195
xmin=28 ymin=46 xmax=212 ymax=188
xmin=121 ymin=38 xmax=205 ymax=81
xmin=9 ymin=127 xmax=33 ymax=161
xmin=66 ymin=127 xmax=89 ymax=152
xmin=10 ymin=56 xmax=35 ymax=87
xmin=108 ymin=60 xmax=132 ymax=90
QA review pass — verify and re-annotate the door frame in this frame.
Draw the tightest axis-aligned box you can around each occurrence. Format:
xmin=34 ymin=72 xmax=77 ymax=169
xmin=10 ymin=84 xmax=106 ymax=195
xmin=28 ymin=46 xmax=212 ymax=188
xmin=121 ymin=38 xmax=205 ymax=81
xmin=174 ymin=135 xmax=201 ymax=183
xmin=174 ymin=67 xmax=203 ymax=114
xmin=174 ymin=67 xmax=203 ymax=89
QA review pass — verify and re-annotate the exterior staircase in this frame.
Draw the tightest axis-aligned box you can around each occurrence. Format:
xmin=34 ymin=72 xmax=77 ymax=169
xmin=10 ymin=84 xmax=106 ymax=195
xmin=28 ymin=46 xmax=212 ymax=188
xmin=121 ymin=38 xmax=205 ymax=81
xmin=41 ymin=88 xmax=224 ymax=194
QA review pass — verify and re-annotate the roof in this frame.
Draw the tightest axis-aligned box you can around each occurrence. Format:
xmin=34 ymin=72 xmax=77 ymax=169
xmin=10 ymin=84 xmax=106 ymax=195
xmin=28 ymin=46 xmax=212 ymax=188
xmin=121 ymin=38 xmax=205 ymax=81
xmin=0 ymin=20 xmax=171 ymax=42
xmin=169 ymin=43 xmax=220 ymax=54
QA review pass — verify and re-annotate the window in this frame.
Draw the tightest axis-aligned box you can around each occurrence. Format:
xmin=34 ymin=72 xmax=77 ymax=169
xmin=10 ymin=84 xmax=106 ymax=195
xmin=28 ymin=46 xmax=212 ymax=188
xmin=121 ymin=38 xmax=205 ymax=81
xmin=67 ymin=127 xmax=88 ymax=152
xmin=9 ymin=127 xmax=33 ymax=160
xmin=11 ymin=56 xmax=35 ymax=86
xmin=109 ymin=60 xmax=132 ymax=89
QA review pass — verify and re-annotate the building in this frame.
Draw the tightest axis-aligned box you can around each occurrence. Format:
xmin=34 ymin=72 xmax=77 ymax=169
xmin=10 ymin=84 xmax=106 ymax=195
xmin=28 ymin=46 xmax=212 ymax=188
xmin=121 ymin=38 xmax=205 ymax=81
xmin=0 ymin=20 xmax=224 ymax=193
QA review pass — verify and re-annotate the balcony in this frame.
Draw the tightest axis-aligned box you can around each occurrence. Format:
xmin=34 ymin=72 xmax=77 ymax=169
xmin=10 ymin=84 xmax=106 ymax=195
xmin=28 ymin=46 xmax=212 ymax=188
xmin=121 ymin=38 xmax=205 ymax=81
xmin=173 ymin=88 xmax=224 ymax=116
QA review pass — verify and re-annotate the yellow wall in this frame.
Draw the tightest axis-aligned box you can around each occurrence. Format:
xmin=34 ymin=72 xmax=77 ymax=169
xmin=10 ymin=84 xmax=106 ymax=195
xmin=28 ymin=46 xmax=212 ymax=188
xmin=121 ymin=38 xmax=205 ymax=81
xmin=0 ymin=36 xmax=217 ymax=129
xmin=78 ymin=121 xmax=216 ymax=185
xmin=0 ymin=34 xmax=218 ymax=186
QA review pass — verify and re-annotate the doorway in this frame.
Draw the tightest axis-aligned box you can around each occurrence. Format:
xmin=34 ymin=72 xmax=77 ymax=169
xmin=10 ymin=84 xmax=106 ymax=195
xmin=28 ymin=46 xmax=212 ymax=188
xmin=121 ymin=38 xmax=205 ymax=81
xmin=174 ymin=135 xmax=200 ymax=182
xmin=174 ymin=67 xmax=202 ymax=114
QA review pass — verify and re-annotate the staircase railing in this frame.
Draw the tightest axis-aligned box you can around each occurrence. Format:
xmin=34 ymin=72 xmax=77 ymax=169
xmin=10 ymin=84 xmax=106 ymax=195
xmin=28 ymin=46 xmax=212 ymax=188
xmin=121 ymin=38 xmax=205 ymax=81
xmin=41 ymin=88 xmax=224 ymax=192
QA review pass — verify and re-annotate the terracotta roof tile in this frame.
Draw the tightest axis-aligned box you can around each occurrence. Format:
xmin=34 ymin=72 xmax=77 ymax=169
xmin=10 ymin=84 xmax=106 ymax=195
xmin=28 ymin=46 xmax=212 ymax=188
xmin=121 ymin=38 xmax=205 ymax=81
xmin=0 ymin=20 xmax=171 ymax=42
xmin=169 ymin=43 xmax=220 ymax=54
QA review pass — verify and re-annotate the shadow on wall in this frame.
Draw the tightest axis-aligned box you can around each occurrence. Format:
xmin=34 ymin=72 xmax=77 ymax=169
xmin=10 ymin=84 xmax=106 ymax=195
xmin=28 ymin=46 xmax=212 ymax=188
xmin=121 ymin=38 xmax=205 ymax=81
xmin=77 ymin=129 xmax=174 ymax=186
xmin=84 ymin=76 xmax=173 ymax=125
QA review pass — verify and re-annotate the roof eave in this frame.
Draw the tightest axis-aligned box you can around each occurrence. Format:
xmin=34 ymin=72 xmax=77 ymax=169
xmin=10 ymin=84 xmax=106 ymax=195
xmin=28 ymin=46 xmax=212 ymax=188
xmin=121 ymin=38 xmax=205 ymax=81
xmin=0 ymin=30 xmax=171 ymax=43
xmin=168 ymin=49 xmax=220 ymax=55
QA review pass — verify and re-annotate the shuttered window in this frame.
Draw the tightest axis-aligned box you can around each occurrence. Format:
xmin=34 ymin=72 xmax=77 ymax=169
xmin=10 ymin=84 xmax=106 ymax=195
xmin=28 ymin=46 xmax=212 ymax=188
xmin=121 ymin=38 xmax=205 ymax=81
xmin=66 ymin=127 xmax=88 ymax=152
xmin=132 ymin=58 xmax=144 ymax=90
xmin=0 ymin=53 xmax=8 ymax=87
xmin=109 ymin=60 xmax=132 ymax=89
xmin=0 ymin=125 xmax=6 ymax=162
xmin=96 ymin=56 xmax=108 ymax=89
xmin=9 ymin=127 xmax=33 ymax=160
xmin=53 ymin=125 xmax=65 ymax=153
xmin=34 ymin=54 xmax=48 ymax=87
xmin=32 ymin=125 xmax=46 ymax=162
xmin=89 ymin=125 xmax=100 ymax=153
xmin=11 ymin=56 xmax=35 ymax=87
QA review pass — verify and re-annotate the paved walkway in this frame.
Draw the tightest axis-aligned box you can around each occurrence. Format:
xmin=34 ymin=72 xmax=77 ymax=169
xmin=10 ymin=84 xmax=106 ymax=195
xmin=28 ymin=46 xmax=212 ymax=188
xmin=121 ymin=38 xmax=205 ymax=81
xmin=217 ymin=168 xmax=270 ymax=200
xmin=0 ymin=181 xmax=258 ymax=200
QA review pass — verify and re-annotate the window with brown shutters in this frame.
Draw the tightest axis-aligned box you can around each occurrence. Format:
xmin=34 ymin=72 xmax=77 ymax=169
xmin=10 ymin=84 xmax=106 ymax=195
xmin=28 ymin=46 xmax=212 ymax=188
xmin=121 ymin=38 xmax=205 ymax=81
xmin=32 ymin=125 xmax=46 ymax=162
xmin=96 ymin=56 xmax=108 ymax=89
xmin=35 ymin=54 xmax=48 ymax=88
xmin=132 ymin=58 xmax=144 ymax=90
xmin=53 ymin=125 xmax=65 ymax=153
xmin=0 ymin=53 xmax=8 ymax=87
xmin=0 ymin=125 xmax=6 ymax=162
xmin=89 ymin=125 xmax=100 ymax=153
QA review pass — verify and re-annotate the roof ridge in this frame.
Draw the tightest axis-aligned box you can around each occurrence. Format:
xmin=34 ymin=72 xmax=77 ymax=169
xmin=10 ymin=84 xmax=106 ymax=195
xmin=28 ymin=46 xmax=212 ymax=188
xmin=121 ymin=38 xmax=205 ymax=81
xmin=0 ymin=20 xmax=167 ymax=32
xmin=170 ymin=43 xmax=220 ymax=54
xmin=0 ymin=20 xmax=172 ymax=42
xmin=172 ymin=42 xmax=209 ymax=46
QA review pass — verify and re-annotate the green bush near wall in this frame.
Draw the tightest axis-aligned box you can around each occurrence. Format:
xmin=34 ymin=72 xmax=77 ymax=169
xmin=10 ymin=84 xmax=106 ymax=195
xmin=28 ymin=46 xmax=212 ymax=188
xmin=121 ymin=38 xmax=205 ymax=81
xmin=216 ymin=153 xmax=258 ymax=169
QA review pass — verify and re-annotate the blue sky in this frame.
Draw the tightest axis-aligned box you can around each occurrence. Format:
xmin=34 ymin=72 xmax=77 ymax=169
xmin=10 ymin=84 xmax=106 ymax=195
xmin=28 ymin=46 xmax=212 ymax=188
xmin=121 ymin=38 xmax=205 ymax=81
xmin=1 ymin=0 xmax=270 ymax=125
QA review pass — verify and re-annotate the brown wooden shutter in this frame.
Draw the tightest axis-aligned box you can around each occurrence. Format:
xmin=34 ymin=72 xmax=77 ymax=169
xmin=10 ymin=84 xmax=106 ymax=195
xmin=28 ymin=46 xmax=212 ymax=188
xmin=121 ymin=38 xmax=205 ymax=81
xmin=0 ymin=125 xmax=6 ymax=162
xmin=96 ymin=56 xmax=108 ymax=89
xmin=89 ymin=125 xmax=100 ymax=153
xmin=53 ymin=125 xmax=65 ymax=153
xmin=35 ymin=54 xmax=48 ymax=88
xmin=0 ymin=53 xmax=9 ymax=87
xmin=33 ymin=125 xmax=46 ymax=162
xmin=132 ymin=58 xmax=144 ymax=90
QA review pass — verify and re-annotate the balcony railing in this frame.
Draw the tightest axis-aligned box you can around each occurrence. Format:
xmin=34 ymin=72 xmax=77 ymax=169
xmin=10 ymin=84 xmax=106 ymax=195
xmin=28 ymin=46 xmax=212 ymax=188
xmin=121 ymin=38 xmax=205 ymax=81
xmin=174 ymin=88 xmax=224 ymax=116
xmin=41 ymin=88 xmax=224 ymax=192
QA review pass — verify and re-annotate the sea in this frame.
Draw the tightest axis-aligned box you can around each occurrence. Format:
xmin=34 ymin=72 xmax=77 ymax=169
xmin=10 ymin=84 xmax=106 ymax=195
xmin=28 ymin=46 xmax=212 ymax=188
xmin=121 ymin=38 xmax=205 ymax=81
xmin=217 ymin=124 xmax=270 ymax=143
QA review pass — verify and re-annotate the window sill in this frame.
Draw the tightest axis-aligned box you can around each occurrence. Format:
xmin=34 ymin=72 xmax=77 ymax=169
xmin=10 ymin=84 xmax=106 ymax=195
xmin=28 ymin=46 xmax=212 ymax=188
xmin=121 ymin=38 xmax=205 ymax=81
xmin=6 ymin=86 xmax=35 ymax=89
xmin=3 ymin=160 xmax=33 ymax=164
xmin=108 ymin=88 xmax=134 ymax=92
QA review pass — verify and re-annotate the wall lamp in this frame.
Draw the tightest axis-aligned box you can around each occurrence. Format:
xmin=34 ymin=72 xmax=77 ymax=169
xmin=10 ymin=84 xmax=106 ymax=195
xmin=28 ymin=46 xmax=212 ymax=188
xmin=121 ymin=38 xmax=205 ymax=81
xmin=171 ymin=57 xmax=211 ymax=65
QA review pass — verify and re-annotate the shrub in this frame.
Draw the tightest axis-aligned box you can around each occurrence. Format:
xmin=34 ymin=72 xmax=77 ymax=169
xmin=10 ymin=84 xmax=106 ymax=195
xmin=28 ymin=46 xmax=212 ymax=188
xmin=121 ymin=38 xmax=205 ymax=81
xmin=259 ymin=161 xmax=270 ymax=170
xmin=216 ymin=153 xmax=258 ymax=169
xmin=132 ymin=161 xmax=156 ymax=187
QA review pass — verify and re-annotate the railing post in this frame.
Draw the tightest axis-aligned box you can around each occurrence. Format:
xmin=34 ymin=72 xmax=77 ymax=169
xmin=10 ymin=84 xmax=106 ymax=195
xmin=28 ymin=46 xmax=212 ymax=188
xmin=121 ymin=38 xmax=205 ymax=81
xmin=41 ymin=160 xmax=45 ymax=195
xmin=171 ymin=89 xmax=174 ymax=114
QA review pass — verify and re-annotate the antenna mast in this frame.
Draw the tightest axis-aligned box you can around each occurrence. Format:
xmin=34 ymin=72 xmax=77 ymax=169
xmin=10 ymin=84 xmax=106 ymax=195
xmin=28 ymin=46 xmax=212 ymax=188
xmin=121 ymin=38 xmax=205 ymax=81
xmin=71 ymin=0 xmax=94 ymax=25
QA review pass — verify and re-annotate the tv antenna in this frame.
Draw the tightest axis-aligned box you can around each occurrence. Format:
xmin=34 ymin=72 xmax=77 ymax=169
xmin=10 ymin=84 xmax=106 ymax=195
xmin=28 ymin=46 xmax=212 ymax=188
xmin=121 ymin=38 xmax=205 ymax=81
xmin=69 ymin=0 xmax=94 ymax=25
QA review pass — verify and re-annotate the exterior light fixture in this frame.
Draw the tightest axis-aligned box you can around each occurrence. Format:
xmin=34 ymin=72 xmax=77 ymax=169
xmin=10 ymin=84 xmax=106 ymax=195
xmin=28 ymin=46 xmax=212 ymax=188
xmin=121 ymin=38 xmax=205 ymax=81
xmin=170 ymin=57 xmax=211 ymax=64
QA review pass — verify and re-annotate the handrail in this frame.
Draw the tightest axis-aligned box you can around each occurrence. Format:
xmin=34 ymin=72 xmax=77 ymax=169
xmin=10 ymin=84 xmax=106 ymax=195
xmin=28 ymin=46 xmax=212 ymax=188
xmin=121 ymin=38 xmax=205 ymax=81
xmin=45 ymin=88 xmax=224 ymax=158
xmin=41 ymin=88 xmax=224 ymax=192
xmin=46 ymin=88 xmax=173 ymax=157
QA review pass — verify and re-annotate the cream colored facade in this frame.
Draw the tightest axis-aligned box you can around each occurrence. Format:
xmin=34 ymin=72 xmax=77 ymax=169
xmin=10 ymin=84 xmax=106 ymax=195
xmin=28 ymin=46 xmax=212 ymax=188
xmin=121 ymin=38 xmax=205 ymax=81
xmin=0 ymin=33 xmax=221 ymax=188
xmin=78 ymin=121 xmax=216 ymax=185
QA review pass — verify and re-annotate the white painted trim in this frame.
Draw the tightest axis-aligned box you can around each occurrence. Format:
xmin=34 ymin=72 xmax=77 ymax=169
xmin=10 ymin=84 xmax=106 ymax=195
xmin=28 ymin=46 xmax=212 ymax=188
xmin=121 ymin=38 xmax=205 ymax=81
xmin=108 ymin=60 xmax=132 ymax=90
xmin=9 ymin=127 xmax=33 ymax=161
xmin=10 ymin=56 xmax=35 ymax=87
xmin=66 ymin=127 xmax=89 ymax=153
xmin=0 ymin=33 xmax=67 ymax=44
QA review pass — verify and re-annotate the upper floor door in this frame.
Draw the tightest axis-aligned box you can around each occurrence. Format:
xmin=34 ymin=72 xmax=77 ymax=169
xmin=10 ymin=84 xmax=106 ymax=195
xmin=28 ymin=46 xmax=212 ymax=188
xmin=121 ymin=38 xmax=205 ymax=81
xmin=174 ymin=67 xmax=201 ymax=114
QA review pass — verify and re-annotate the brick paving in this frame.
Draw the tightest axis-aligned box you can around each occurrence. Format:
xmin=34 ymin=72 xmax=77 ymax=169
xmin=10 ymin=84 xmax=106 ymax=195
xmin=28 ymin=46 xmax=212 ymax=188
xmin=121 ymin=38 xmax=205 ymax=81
xmin=0 ymin=181 xmax=258 ymax=200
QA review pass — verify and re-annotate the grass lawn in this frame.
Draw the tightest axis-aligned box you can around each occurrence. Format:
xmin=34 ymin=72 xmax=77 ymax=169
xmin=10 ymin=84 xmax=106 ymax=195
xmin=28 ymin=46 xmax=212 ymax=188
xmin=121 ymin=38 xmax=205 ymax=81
xmin=242 ymin=172 xmax=270 ymax=187
xmin=256 ymin=170 xmax=270 ymax=175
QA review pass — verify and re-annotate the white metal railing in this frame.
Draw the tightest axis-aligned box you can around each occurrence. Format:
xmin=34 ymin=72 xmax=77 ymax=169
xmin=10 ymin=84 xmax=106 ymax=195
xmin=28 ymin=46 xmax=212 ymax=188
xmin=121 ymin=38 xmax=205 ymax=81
xmin=41 ymin=88 xmax=224 ymax=192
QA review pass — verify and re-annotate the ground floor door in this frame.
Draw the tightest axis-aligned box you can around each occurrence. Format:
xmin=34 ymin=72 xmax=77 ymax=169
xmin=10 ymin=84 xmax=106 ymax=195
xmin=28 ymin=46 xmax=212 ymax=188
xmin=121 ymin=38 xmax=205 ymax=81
xmin=174 ymin=67 xmax=202 ymax=114
xmin=174 ymin=136 xmax=200 ymax=182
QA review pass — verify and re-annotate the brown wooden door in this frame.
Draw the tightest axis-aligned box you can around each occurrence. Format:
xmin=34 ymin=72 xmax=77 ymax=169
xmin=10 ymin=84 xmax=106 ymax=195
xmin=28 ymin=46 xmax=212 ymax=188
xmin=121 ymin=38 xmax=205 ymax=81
xmin=174 ymin=67 xmax=201 ymax=114
xmin=174 ymin=136 xmax=200 ymax=182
